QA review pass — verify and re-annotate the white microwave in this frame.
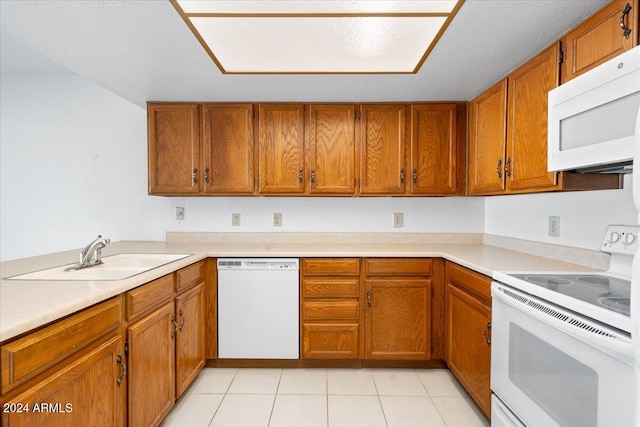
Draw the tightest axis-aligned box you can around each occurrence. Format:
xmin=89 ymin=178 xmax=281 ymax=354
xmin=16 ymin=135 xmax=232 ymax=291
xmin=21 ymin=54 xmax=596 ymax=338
xmin=548 ymin=45 xmax=640 ymax=173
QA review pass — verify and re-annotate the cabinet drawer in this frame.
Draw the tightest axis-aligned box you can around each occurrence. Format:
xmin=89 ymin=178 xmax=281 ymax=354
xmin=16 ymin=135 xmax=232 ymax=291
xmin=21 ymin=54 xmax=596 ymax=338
xmin=1 ymin=297 xmax=122 ymax=394
xmin=126 ymin=274 xmax=174 ymax=321
xmin=303 ymin=278 xmax=360 ymax=297
xmin=303 ymin=300 xmax=359 ymax=320
xmin=302 ymin=258 xmax=360 ymax=276
xmin=446 ymin=262 xmax=491 ymax=302
xmin=176 ymin=261 xmax=204 ymax=293
xmin=302 ymin=323 xmax=360 ymax=359
xmin=365 ymin=258 xmax=432 ymax=276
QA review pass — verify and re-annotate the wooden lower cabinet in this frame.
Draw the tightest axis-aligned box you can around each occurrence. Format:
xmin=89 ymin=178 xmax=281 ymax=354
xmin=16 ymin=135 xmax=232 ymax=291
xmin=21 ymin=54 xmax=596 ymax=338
xmin=1 ymin=334 xmax=126 ymax=427
xmin=301 ymin=258 xmax=361 ymax=359
xmin=364 ymin=258 xmax=432 ymax=360
xmin=445 ymin=262 xmax=492 ymax=418
xmin=127 ymin=302 xmax=176 ymax=427
xmin=175 ymin=283 xmax=206 ymax=397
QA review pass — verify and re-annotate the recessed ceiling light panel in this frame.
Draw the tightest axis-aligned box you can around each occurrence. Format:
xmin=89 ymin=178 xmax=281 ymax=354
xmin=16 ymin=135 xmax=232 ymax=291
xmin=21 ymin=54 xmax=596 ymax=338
xmin=172 ymin=0 xmax=465 ymax=74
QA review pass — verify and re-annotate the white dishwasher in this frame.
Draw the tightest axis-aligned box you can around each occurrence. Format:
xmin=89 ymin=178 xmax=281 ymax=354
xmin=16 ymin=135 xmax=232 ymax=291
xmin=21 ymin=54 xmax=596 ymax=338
xmin=217 ymin=258 xmax=299 ymax=359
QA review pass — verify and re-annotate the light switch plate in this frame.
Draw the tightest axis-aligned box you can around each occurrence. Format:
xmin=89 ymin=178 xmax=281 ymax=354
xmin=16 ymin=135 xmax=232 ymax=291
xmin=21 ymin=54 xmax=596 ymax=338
xmin=548 ymin=216 xmax=559 ymax=237
xmin=176 ymin=207 xmax=185 ymax=221
xmin=393 ymin=212 xmax=404 ymax=228
xmin=231 ymin=213 xmax=240 ymax=226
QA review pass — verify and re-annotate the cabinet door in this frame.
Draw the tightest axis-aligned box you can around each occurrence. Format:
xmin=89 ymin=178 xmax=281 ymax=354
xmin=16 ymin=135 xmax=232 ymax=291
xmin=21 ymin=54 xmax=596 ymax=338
xmin=468 ymin=80 xmax=508 ymax=195
xmin=409 ymin=104 xmax=457 ymax=195
xmin=1 ymin=335 xmax=126 ymax=427
xmin=364 ymin=278 xmax=431 ymax=360
xmin=307 ymin=104 xmax=356 ymax=194
xmin=127 ymin=302 xmax=175 ymax=427
xmin=202 ymin=104 xmax=254 ymax=194
xmin=561 ymin=0 xmax=638 ymax=83
xmin=175 ymin=283 xmax=206 ymax=398
xmin=506 ymin=44 xmax=559 ymax=192
xmin=359 ymin=105 xmax=406 ymax=194
xmin=148 ymin=104 xmax=200 ymax=195
xmin=258 ymin=104 xmax=305 ymax=193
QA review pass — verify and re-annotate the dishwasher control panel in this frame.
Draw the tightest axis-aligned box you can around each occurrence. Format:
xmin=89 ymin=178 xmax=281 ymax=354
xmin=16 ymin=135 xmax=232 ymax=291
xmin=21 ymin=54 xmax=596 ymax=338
xmin=217 ymin=258 xmax=299 ymax=270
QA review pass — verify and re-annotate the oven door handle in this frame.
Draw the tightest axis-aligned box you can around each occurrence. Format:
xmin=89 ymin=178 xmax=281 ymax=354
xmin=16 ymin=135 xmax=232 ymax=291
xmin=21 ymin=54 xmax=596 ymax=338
xmin=493 ymin=285 xmax=634 ymax=357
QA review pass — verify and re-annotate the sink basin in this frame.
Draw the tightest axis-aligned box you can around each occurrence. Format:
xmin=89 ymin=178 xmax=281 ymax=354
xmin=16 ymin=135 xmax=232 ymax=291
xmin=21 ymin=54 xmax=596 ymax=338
xmin=6 ymin=253 xmax=192 ymax=281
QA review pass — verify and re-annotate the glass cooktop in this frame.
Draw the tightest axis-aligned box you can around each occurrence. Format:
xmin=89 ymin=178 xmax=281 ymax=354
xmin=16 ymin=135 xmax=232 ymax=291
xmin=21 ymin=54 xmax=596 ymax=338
xmin=510 ymin=274 xmax=630 ymax=317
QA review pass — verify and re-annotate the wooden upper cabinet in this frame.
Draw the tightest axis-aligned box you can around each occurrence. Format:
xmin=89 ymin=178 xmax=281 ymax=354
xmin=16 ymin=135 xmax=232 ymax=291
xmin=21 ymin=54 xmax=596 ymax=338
xmin=258 ymin=104 xmax=306 ymax=194
xmin=359 ymin=105 xmax=406 ymax=194
xmin=409 ymin=104 xmax=458 ymax=195
xmin=307 ymin=104 xmax=357 ymax=194
xmin=148 ymin=104 xmax=201 ymax=195
xmin=561 ymin=0 xmax=639 ymax=84
xmin=202 ymin=104 xmax=254 ymax=194
xmin=468 ymin=80 xmax=508 ymax=195
xmin=506 ymin=44 xmax=559 ymax=192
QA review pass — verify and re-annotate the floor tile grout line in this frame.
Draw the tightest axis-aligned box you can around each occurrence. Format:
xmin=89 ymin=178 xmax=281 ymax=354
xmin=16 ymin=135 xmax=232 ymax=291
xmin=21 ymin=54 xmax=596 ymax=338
xmin=207 ymin=369 xmax=239 ymax=427
xmin=371 ymin=369 xmax=391 ymax=427
xmin=266 ymin=369 xmax=283 ymax=427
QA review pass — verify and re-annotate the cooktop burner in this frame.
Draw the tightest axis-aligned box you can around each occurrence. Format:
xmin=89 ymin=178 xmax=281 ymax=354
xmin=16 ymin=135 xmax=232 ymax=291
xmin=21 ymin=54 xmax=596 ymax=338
xmin=510 ymin=274 xmax=630 ymax=317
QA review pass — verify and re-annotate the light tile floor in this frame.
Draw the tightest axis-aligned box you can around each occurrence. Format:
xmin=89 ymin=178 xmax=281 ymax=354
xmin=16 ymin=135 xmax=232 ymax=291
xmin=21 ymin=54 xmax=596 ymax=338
xmin=161 ymin=368 xmax=490 ymax=427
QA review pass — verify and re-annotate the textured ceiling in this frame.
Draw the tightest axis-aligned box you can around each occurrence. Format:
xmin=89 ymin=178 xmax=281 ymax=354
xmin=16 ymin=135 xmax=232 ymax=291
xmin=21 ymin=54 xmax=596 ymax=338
xmin=0 ymin=0 xmax=608 ymax=108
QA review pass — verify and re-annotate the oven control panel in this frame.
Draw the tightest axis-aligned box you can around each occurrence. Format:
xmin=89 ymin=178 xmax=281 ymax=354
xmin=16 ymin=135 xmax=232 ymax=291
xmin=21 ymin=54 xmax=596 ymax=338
xmin=600 ymin=224 xmax=640 ymax=255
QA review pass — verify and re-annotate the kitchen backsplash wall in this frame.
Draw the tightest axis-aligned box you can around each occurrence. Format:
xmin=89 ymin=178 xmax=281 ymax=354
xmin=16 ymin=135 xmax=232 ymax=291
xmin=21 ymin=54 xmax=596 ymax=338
xmin=1 ymin=72 xmax=635 ymax=261
xmin=485 ymin=176 xmax=636 ymax=250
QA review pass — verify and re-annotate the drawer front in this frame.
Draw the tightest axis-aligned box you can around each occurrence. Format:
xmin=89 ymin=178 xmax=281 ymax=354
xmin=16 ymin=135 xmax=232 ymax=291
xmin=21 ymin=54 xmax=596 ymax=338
xmin=302 ymin=323 xmax=360 ymax=359
xmin=365 ymin=258 xmax=432 ymax=276
xmin=303 ymin=300 xmax=359 ymax=320
xmin=446 ymin=261 xmax=492 ymax=302
xmin=302 ymin=258 xmax=360 ymax=276
xmin=126 ymin=274 xmax=174 ymax=321
xmin=176 ymin=261 xmax=205 ymax=293
xmin=303 ymin=278 xmax=360 ymax=297
xmin=1 ymin=297 xmax=122 ymax=394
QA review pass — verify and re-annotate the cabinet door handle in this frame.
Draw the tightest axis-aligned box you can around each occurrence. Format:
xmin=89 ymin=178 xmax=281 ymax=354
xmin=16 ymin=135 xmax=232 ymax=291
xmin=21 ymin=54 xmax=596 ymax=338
xmin=192 ymin=168 xmax=198 ymax=184
xmin=204 ymin=167 xmax=210 ymax=184
xmin=505 ymin=158 xmax=512 ymax=178
xmin=298 ymin=167 xmax=304 ymax=184
xmin=310 ymin=169 xmax=316 ymax=185
xmin=484 ymin=321 xmax=492 ymax=345
xmin=116 ymin=354 xmax=127 ymax=387
xmin=495 ymin=159 xmax=503 ymax=178
xmin=178 ymin=309 xmax=185 ymax=332
xmin=412 ymin=168 xmax=417 ymax=185
xmin=621 ymin=3 xmax=633 ymax=39
xmin=366 ymin=290 xmax=372 ymax=307
xmin=400 ymin=168 xmax=406 ymax=184
xmin=171 ymin=315 xmax=177 ymax=339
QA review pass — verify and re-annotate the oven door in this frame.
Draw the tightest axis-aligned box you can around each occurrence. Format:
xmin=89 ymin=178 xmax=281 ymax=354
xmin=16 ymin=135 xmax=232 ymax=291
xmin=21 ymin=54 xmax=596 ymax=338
xmin=491 ymin=282 xmax=635 ymax=427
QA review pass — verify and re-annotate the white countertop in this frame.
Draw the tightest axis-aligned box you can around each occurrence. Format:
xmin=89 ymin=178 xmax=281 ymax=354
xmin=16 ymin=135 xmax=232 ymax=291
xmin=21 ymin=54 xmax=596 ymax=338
xmin=0 ymin=238 xmax=602 ymax=342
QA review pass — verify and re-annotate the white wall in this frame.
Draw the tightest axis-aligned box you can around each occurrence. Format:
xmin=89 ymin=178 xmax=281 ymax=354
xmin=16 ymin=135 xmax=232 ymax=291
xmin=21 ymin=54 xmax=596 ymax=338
xmin=0 ymin=74 xmax=168 ymax=261
xmin=484 ymin=175 xmax=637 ymax=250
xmin=164 ymin=196 xmax=485 ymax=233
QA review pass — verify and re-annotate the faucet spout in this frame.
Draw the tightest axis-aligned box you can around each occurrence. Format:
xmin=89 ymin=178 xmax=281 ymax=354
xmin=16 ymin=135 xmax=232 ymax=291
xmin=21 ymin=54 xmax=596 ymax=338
xmin=66 ymin=235 xmax=111 ymax=271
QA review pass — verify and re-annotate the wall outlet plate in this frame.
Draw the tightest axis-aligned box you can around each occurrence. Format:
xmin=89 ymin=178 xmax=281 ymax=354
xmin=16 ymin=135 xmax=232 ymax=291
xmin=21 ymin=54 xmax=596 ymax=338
xmin=273 ymin=213 xmax=282 ymax=227
xmin=393 ymin=212 xmax=404 ymax=228
xmin=176 ymin=207 xmax=185 ymax=221
xmin=548 ymin=216 xmax=559 ymax=237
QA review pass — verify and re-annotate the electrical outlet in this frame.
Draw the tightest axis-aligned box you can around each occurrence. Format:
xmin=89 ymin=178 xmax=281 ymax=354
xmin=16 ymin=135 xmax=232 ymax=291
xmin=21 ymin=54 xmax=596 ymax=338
xmin=549 ymin=216 xmax=560 ymax=237
xmin=175 ymin=207 xmax=185 ymax=221
xmin=273 ymin=213 xmax=282 ymax=227
xmin=393 ymin=212 xmax=404 ymax=228
xmin=231 ymin=213 xmax=240 ymax=226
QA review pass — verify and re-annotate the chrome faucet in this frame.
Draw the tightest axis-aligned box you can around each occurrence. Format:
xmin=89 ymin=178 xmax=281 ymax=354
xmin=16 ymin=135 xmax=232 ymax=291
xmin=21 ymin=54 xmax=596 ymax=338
xmin=65 ymin=235 xmax=111 ymax=271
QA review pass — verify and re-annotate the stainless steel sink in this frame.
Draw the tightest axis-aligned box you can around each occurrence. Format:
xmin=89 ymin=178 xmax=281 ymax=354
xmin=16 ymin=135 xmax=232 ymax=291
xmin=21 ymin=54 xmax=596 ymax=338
xmin=6 ymin=253 xmax=192 ymax=281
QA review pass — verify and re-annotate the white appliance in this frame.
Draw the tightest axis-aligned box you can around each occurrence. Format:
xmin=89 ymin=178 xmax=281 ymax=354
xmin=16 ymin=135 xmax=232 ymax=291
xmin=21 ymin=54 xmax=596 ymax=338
xmin=491 ymin=224 xmax=638 ymax=427
xmin=217 ymin=258 xmax=299 ymax=359
xmin=548 ymin=45 xmax=640 ymax=173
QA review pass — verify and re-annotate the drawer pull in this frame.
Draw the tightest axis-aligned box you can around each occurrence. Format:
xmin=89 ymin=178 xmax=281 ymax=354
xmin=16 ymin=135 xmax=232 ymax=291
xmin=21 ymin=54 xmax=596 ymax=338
xmin=621 ymin=3 xmax=632 ymax=39
xmin=116 ymin=355 xmax=127 ymax=387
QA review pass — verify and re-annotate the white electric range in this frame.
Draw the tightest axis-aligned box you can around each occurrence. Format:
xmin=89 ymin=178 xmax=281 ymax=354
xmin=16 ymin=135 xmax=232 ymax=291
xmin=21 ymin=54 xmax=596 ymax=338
xmin=490 ymin=224 xmax=637 ymax=427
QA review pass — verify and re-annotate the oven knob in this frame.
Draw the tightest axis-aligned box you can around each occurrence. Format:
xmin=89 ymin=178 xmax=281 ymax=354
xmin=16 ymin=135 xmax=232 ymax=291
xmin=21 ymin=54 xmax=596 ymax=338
xmin=622 ymin=233 xmax=637 ymax=246
xmin=608 ymin=231 xmax=621 ymax=243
